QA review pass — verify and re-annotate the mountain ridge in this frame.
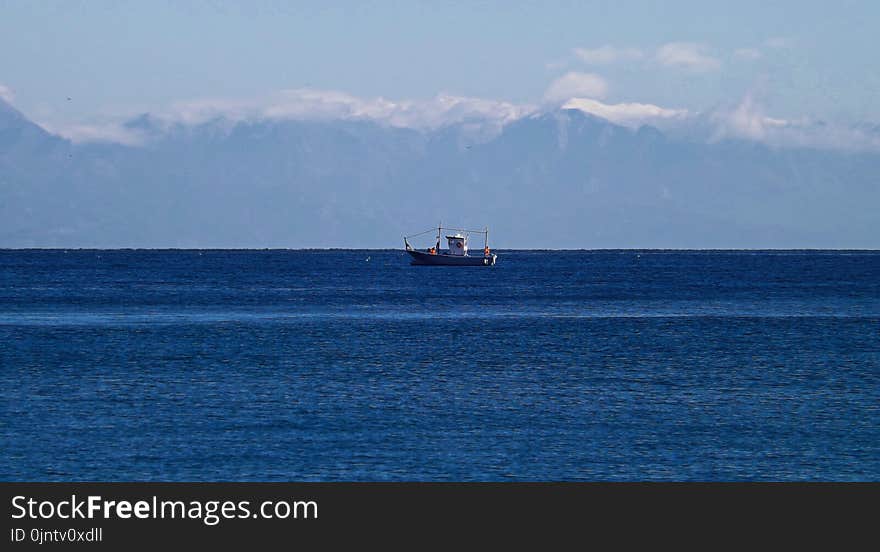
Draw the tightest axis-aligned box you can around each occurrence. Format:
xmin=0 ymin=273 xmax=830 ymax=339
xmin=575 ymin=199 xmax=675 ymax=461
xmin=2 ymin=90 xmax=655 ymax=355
xmin=1 ymin=98 xmax=878 ymax=248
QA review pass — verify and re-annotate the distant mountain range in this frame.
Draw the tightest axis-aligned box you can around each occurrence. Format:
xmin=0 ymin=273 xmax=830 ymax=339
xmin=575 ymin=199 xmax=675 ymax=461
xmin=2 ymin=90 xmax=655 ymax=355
xmin=1 ymin=97 xmax=878 ymax=248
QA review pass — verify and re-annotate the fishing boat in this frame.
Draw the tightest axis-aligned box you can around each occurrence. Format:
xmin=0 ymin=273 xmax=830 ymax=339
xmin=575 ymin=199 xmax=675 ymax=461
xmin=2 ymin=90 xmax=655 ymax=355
xmin=404 ymin=225 xmax=497 ymax=266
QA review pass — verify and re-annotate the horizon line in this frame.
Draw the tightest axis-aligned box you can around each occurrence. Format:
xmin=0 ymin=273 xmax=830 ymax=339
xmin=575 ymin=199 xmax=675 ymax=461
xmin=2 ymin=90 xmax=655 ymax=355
xmin=2 ymin=248 xmax=879 ymax=252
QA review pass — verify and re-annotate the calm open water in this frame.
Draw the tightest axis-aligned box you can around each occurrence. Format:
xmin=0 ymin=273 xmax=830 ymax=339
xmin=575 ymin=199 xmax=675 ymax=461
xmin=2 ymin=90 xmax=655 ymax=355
xmin=1 ymin=250 xmax=878 ymax=481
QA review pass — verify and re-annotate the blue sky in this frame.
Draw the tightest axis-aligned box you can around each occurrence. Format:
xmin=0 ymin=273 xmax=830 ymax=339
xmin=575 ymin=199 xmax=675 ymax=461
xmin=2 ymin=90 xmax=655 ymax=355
xmin=1 ymin=0 xmax=878 ymax=133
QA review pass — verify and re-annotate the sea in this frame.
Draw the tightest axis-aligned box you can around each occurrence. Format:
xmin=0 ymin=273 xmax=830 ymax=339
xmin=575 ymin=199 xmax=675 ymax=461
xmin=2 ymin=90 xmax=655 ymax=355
xmin=1 ymin=249 xmax=878 ymax=481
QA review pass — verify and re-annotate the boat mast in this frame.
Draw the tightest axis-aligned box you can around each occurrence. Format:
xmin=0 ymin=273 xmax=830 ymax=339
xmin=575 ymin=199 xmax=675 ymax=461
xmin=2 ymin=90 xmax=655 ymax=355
xmin=485 ymin=226 xmax=489 ymax=250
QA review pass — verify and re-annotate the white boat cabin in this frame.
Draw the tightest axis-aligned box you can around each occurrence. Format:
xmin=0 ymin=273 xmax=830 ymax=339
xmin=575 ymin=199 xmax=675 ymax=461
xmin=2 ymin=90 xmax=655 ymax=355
xmin=446 ymin=233 xmax=468 ymax=256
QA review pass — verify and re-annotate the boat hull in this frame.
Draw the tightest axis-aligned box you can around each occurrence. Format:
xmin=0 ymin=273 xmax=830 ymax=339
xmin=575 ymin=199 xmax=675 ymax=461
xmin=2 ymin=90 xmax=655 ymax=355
xmin=407 ymin=250 xmax=497 ymax=266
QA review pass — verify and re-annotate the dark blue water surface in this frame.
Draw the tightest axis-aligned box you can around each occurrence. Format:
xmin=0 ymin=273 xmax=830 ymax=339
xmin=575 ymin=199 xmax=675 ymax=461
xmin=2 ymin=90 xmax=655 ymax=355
xmin=1 ymin=250 xmax=878 ymax=481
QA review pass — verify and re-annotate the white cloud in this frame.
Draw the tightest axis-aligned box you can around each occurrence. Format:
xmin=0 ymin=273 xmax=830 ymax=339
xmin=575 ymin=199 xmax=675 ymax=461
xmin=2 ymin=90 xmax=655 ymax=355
xmin=562 ymin=97 xmax=688 ymax=127
xmin=733 ymin=48 xmax=763 ymax=61
xmin=43 ymin=88 xmax=534 ymax=144
xmin=384 ymin=93 xmax=533 ymax=129
xmin=573 ymin=45 xmax=644 ymax=65
xmin=40 ymin=122 xmax=146 ymax=146
xmin=0 ymin=83 xmax=15 ymax=104
xmin=655 ymin=42 xmax=721 ymax=71
xmin=711 ymin=94 xmax=786 ymax=141
xmin=164 ymin=88 xmax=534 ymax=131
xmin=709 ymin=94 xmax=880 ymax=152
xmin=165 ymin=96 xmax=257 ymax=126
xmin=543 ymin=72 xmax=609 ymax=103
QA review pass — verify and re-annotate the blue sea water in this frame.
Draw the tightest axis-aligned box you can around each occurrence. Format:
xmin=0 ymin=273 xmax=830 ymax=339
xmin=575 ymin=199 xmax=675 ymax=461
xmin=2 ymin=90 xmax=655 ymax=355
xmin=1 ymin=249 xmax=878 ymax=481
